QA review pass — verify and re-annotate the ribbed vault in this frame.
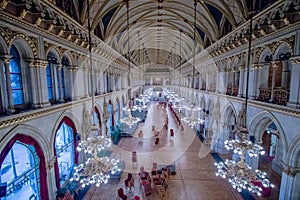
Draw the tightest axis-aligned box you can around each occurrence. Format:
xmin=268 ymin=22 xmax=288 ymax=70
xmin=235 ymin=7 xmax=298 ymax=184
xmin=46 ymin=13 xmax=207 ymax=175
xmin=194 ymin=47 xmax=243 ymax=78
xmin=77 ymin=0 xmax=250 ymax=72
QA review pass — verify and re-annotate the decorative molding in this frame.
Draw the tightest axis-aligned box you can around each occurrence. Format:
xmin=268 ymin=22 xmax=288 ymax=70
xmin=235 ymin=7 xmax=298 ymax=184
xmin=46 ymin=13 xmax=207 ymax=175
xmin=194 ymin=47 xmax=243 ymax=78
xmin=281 ymin=161 xmax=300 ymax=177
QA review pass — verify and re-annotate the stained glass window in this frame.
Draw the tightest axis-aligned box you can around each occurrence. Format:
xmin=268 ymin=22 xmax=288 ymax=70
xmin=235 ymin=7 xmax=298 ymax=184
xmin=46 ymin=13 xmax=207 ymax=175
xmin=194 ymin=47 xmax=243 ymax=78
xmin=9 ymin=45 xmax=24 ymax=105
xmin=55 ymin=122 xmax=75 ymax=186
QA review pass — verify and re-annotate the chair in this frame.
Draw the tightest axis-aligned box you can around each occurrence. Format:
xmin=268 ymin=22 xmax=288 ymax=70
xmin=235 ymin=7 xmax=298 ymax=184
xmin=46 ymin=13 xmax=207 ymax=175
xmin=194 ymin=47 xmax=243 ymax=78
xmin=141 ymin=181 xmax=152 ymax=200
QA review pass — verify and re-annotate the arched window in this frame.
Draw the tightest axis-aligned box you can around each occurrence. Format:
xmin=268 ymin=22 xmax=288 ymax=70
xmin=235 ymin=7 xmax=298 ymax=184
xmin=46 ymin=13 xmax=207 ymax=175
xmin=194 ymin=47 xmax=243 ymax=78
xmin=1 ymin=142 xmax=39 ymax=199
xmin=9 ymin=45 xmax=24 ymax=105
xmin=55 ymin=122 xmax=75 ymax=186
xmin=0 ymin=134 xmax=48 ymax=200
xmin=46 ymin=52 xmax=57 ymax=102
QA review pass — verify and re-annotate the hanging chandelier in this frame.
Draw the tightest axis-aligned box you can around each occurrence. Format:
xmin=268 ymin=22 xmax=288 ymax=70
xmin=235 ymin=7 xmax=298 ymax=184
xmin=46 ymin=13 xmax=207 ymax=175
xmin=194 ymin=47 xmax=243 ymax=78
xmin=181 ymin=1 xmax=202 ymax=127
xmin=71 ymin=134 xmax=120 ymax=187
xmin=120 ymin=0 xmax=141 ymax=126
xmin=215 ymin=127 xmax=273 ymax=195
xmin=214 ymin=10 xmax=274 ymax=195
xmin=71 ymin=0 xmax=120 ymax=188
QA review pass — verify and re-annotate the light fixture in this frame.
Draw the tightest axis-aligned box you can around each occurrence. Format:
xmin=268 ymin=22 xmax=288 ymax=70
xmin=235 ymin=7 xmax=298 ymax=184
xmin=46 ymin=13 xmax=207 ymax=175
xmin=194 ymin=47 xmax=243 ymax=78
xmin=181 ymin=1 xmax=202 ymax=128
xmin=70 ymin=0 xmax=120 ymax=188
xmin=120 ymin=0 xmax=141 ymax=126
xmin=214 ymin=11 xmax=274 ymax=195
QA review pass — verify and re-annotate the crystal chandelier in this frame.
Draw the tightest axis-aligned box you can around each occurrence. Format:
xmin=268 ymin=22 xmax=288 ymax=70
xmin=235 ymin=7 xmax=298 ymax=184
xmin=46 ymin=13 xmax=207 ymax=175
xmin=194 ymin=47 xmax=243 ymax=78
xmin=214 ymin=10 xmax=274 ymax=195
xmin=120 ymin=107 xmax=141 ymax=128
xmin=215 ymin=127 xmax=274 ymax=195
xmin=120 ymin=0 xmax=141 ymax=126
xmin=70 ymin=0 xmax=120 ymax=188
xmin=71 ymin=133 xmax=120 ymax=187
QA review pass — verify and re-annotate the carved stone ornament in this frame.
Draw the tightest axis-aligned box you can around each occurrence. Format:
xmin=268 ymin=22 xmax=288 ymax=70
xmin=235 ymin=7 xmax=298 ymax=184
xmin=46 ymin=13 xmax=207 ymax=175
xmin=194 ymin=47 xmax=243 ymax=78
xmin=281 ymin=161 xmax=300 ymax=177
xmin=47 ymin=156 xmax=57 ymax=170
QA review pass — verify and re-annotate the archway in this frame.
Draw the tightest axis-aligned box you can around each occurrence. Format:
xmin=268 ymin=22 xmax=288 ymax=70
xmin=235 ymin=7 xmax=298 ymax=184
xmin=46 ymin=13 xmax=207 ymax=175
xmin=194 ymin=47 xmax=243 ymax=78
xmin=0 ymin=134 xmax=49 ymax=200
xmin=53 ymin=116 xmax=78 ymax=189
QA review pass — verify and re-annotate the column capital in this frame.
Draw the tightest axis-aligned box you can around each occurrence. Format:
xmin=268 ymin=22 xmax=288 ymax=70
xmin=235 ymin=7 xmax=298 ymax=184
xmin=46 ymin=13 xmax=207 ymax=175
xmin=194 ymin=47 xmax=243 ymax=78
xmin=271 ymin=60 xmax=281 ymax=68
xmin=252 ymin=63 xmax=263 ymax=70
xmin=238 ymin=66 xmax=245 ymax=71
xmin=281 ymin=161 xmax=300 ymax=177
xmin=1 ymin=55 xmax=12 ymax=64
xmin=69 ymin=65 xmax=79 ymax=72
xmin=27 ymin=59 xmax=48 ymax=68
xmin=290 ymin=56 xmax=300 ymax=65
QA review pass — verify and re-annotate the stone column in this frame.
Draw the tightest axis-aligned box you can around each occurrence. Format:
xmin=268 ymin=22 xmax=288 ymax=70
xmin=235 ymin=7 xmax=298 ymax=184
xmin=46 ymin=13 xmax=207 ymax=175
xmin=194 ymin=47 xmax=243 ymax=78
xmin=219 ymin=70 xmax=226 ymax=94
xmin=70 ymin=66 xmax=79 ymax=100
xmin=238 ymin=67 xmax=245 ymax=97
xmin=287 ymin=57 xmax=300 ymax=108
xmin=279 ymin=163 xmax=300 ymax=200
xmin=270 ymin=61 xmax=279 ymax=102
xmin=83 ymin=68 xmax=89 ymax=98
xmin=57 ymin=64 xmax=64 ymax=102
xmin=216 ymin=124 xmax=230 ymax=154
xmin=249 ymin=64 xmax=258 ymax=99
xmin=112 ymin=74 xmax=116 ymax=91
xmin=2 ymin=56 xmax=15 ymax=113
xmin=28 ymin=59 xmax=50 ymax=108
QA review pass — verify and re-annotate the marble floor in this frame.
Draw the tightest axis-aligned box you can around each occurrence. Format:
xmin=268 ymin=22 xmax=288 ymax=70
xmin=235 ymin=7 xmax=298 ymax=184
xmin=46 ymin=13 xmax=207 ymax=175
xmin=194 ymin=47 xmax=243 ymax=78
xmin=83 ymin=103 xmax=280 ymax=200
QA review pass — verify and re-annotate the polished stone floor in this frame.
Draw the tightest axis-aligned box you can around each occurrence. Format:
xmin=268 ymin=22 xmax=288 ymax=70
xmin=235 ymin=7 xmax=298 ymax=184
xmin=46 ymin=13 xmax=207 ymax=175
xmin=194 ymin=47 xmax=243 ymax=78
xmin=83 ymin=103 xmax=280 ymax=200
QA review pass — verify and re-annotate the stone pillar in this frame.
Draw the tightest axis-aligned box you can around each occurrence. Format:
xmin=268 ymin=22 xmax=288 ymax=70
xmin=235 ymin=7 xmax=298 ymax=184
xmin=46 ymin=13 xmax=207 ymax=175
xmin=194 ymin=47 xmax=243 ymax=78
xmin=57 ymin=64 xmax=64 ymax=103
xmin=270 ymin=61 xmax=279 ymax=102
xmin=249 ymin=64 xmax=258 ymax=99
xmin=219 ymin=70 xmax=226 ymax=94
xmin=28 ymin=59 xmax=50 ymax=108
xmin=238 ymin=67 xmax=245 ymax=97
xmin=287 ymin=57 xmax=300 ymax=108
xmin=279 ymin=163 xmax=300 ymax=200
xmin=2 ymin=56 xmax=15 ymax=113
xmin=112 ymin=74 xmax=116 ymax=91
xmin=70 ymin=66 xmax=79 ymax=100
xmin=83 ymin=68 xmax=89 ymax=98
xmin=216 ymin=124 xmax=230 ymax=154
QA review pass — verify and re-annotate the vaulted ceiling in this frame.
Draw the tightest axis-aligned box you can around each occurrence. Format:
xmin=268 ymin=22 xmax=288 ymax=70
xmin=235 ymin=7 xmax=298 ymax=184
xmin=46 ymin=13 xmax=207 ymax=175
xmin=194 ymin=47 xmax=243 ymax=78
xmin=76 ymin=0 xmax=251 ymax=71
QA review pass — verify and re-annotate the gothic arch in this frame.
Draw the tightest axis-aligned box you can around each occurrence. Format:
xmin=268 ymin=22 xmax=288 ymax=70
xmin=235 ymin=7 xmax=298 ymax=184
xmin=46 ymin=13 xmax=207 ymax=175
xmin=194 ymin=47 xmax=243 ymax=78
xmin=0 ymin=124 xmax=51 ymax=161
xmin=9 ymin=34 xmax=37 ymax=59
xmin=286 ymin=134 xmax=300 ymax=167
xmin=46 ymin=47 xmax=62 ymax=64
xmin=258 ymin=47 xmax=273 ymax=63
xmin=273 ymin=41 xmax=292 ymax=60
xmin=51 ymin=110 xmax=81 ymax=148
xmin=0 ymin=34 xmax=8 ymax=54
xmin=248 ymin=111 xmax=287 ymax=160
xmin=221 ymin=102 xmax=237 ymax=124
xmin=61 ymin=50 xmax=74 ymax=66
xmin=9 ymin=37 xmax=35 ymax=59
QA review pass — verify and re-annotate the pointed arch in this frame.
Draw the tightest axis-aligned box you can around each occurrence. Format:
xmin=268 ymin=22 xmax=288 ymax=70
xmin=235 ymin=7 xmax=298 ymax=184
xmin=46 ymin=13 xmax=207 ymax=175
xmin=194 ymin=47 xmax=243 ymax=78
xmin=51 ymin=111 xmax=80 ymax=189
xmin=0 ymin=125 xmax=50 ymax=200
xmin=248 ymin=111 xmax=287 ymax=160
